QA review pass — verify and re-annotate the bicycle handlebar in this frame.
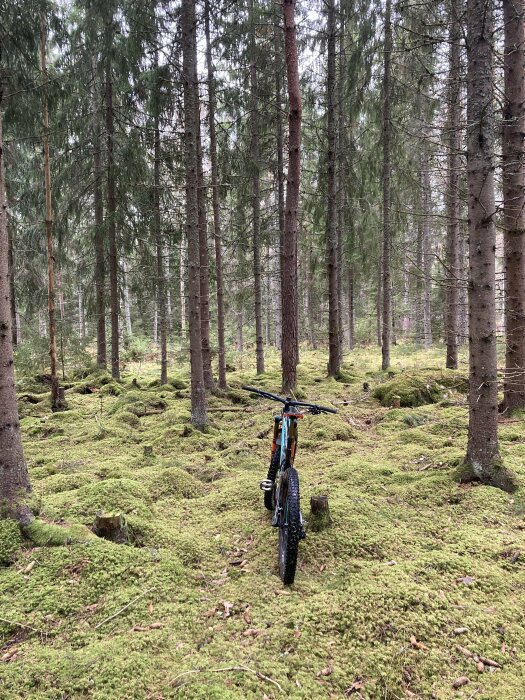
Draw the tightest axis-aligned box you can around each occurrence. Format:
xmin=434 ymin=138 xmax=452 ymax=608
xmin=241 ymin=385 xmax=337 ymax=414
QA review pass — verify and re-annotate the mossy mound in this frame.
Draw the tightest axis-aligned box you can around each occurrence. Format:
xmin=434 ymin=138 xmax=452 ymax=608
xmin=72 ymin=369 xmax=115 ymax=394
xmin=0 ymin=520 xmax=22 ymax=566
xmin=148 ymin=376 xmax=187 ymax=390
xmin=373 ymin=369 xmax=467 ymax=407
xmin=24 ymin=519 xmax=94 ymax=546
xmin=146 ymin=467 xmax=205 ymax=500
xmin=110 ymin=390 xmax=168 ymax=417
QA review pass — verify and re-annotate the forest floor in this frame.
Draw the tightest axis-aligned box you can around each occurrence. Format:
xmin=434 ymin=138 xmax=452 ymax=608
xmin=1 ymin=345 xmax=525 ymax=700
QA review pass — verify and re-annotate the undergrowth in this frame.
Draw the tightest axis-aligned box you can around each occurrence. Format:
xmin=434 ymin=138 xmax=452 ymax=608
xmin=1 ymin=344 xmax=524 ymax=699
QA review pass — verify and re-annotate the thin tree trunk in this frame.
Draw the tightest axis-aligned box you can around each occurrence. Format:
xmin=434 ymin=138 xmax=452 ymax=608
xmin=153 ymin=49 xmax=168 ymax=385
xmin=182 ymin=0 xmax=207 ymax=427
xmin=164 ymin=242 xmax=173 ymax=334
xmin=348 ymin=264 xmax=354 ymax=349
xmin=381 ymin=0 xmax=392 ymax=370
xmin=445 ymin=0 xmax=462 ymax=368
xmin=249 ymin=0 xmax=265 ymax=375
xmin=121 ymin=258 xmax=132 ymax=337
xmin=274 ymin=18 xmax=285 ymax=353
xmin=337 ymin=3 xmax=346 ymax=356
xmin=92 ymin=58 xmax=107 ymax=369
xmin=105 ymin=13 xmax=120 ymax=380
xmin=281 ymin=0 xmax=301 ymax=394
xmin=204 ymin=0 xmax=227 ymax=390
xmin=326 ymin=0 xmax=340 ymax=377
xmin=0 ymin=105 xmax=32 ymax=522
xmin=463 ymin=0 xmax=515 ymax=491
xmin=40 ymin=17 xmax=60 ymax=410
xmin=180 ymin=235 xmax=186 ymax=337
xmin=376 ymin=254 xmax=382 ymax=346
xmin=7 ymin=218 xmax=17 ymax=346
xmin=421 ymin=149 xmax=432 ymax=348
xmin=502 ymin=0 xmax=525 ymax=411
xmin=196 ymin=104 xmax=214 ymax=391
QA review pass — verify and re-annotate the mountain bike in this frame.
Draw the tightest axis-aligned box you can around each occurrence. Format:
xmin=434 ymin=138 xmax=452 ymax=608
xmin=242 ymin=386 xmax=337 ymax=584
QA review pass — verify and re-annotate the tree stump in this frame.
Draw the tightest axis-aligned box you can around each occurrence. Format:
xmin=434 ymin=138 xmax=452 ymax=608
xmin=93 ymin=513 xmax=128 ymax=544
xmin=309 ymin=496 xmax=333 ymax=532
xmin=363 ymin=382 xmax=370 ymax=392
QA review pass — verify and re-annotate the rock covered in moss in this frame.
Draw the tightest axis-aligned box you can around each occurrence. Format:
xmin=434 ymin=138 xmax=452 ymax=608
xmin=373 ymin=369 xmax=468 ymax=407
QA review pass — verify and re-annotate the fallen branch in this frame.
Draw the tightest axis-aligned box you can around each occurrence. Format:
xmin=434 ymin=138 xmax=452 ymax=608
xmin=93 ymin=588 xmax=154 ymax=630
xmin=0 ymin=616 xmax=45 ymax=635
xmin=171 ymin=665 xmax=284 ymax=693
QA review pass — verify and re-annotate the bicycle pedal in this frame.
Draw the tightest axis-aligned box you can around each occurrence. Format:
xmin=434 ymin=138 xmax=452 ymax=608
xmin=259 ymin=479 xmax=273 ymax=492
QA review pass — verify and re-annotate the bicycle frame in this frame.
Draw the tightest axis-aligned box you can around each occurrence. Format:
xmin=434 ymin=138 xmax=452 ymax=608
xmin=272 ymin=411 xmax=300 ymax=527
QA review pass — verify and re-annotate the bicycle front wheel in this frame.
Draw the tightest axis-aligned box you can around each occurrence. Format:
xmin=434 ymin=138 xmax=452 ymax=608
xmin=278 ymin=467 xmax=301 ymax=585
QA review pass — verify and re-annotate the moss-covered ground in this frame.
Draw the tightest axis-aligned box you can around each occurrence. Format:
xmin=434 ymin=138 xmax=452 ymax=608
xmin=1 ymin=345 xmax=524 ymax=699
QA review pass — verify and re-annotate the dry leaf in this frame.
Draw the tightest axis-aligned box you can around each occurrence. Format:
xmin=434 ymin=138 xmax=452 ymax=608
xmin=317 ymin=665 xmax=333 ymax=677
xmin=222 ymin=601 xmax=234 ymax=618
xmin=149 ymin=622 xmax=163 ymax=629
xmin=452 ymin=676 xmax=469 ymax=689
xmin=242 ymin=628 xmax=261 ymax=637
xmin=476 ymin=661 xmax=484 ymax=673
xmin=319 ymin=564 xmax=326 ymax=572
xmin=410 ymin=635 xmax=428 ymax=651
xmin=453 ymin=627 xmax=469 ymax=635
xmin=1 ymin=649 xmax=17 ymax=663
xmin=148 ymin=602 xmax=154 ymax=615
xmin=243 ymin=609 xmax=252 ymax=625
xmin=345 ymin=678 xmax=364 ymax=695
xmin=457 ymin=576 xmax=474 ymax=585
xmin=22 ymin=561 xmax=35 ymax=574
xmin=132 ymin=625 xmax=148 ymax=632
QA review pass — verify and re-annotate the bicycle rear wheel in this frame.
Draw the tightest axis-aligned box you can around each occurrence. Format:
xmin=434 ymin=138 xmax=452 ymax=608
xmin=278 ymin=467 xmax=301 ymax=585
xmin=264 ymin=448 xmax=280 ymax=510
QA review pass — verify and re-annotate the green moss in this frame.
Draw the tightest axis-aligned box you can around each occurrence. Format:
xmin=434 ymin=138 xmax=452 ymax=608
xmin=6 ymin=346 xmax=525 ymax=699
xmin=23 ymin=519 xmax=94 ymax=546
xmin=0 ymin=519 xmax=22 ymax=566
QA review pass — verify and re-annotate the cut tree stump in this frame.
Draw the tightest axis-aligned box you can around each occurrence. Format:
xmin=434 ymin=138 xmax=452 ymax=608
xmin=93 ymin=513 xmax=128 ymax=544
xmin=309 ymin=496 xmax=333 ymax=532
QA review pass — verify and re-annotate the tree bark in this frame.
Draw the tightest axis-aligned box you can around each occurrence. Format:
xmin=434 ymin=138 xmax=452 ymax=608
xmin=40 ymin=17 xmax=61 ymax=410
xmin=381 ymin=0 xmax=393 ymax=370
xmin=153 ymin=49 xmax=168 ymax=386
xmin=502 ymin=0 xmax=525 ymax=411
xmin=326 ymin=0 xmax=340 ymax=377
xmin=7 ymin=218 xmax=16 ymax=346
xmin=204 ymin=0 xmax=227 ymax=390
xmin=281 ymin=0 xmax=301 ymax=394
xmin=105 ymin=13 xmax=120 ymax=380
xmin=274 ymin=18 xmax=285 ymax=352
xmin=348 ymin=264 xmax=354 ymax=349
xmin=249 ymin=0 xmax=265 ymax=375
xmin=91 ymin=61 xmax=107 ymax=369
xmin=182 ymin=0 xmax=207 ymax=427
xmin=463 ymin=0 xmax=515 ymax=491
xmin=196 ymin=112 xmax=214 ymax=391
xmin=421 ymin=148 xmax=432 ymax=348
xmin=445 ymin=0 xmax=462 ymax=369
xmin=0 ymin=103 xmax=32 ymax=523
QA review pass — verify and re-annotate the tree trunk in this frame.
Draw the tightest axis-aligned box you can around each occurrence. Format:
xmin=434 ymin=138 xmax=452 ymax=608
xmin=7 ymin=218 xmax=17 ymax=346
xmin=196 ymin=103 xmax=214 ymax=391
xmin=40 ymin=17 xmax=61 ymax=410
xmin=274 ymin=18 xmax=285 ymax=353
xmin=249 ymin=0 xmax=265 ymax=375
xmin=463 ymin=0 xmax=515 ymax=492
xmin=153 ymin=49 xmax=168 ymax=386
xmin=182 ymin=0 xmax=207 ymax=427
xmin=0 ymin=105 xmax=32 ymax=523
xmin=381 ymin=0 xmax=392 ymax=370
xmin=376 ymin=254 xmax=382 ymax=346
xmin=326 ymin=0 xmax=340 ymax=378
xmin=281 ymin=0 xmax=301 ymax=394
xmin=502 ymin=0 xmax=525 ymax=411
xmin=105 ymin=14 xmax=120 ymax=380
xmin=421 ymin=148 xmax=432 ymax=348
xmin=121 ymin=258 xmax=132 ymax=337
xmin=180 ymin=234 xmax=187 ymax=337
xmin=348 ymin=264 xmax=354 ymax=349
xmin=204 ymin=0 xmax=227 ymax=390
xmin=92 ymin=58 xmax=107 ymax=369
xmin=445 ymin=0 xmax=462 ymax=369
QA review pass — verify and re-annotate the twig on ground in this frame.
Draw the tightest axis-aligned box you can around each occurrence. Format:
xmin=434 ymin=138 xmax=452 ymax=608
xmin=170 ymin=665 xmax=284 ymax=693
xmin=0 ymin=616 xmax=45 ymax=635
xmin=93 ymin=588 xmax=154 ymax=630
